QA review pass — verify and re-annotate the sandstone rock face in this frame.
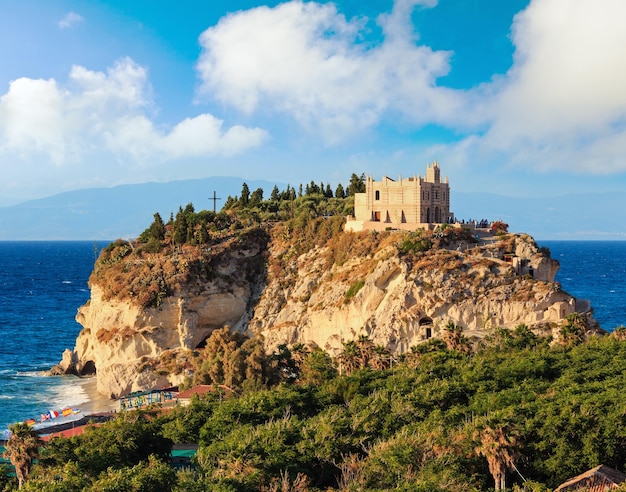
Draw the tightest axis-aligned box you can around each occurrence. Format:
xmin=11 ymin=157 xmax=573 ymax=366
xmin=54 ymin=234 xmax=265 ymax=399
xmin=63 ymin=284 xmax=253 ymax=398
xmin=249 ymin=234 xmax=579 ymax=356
xmin=57 ymin=231 xmax=595 ymax=399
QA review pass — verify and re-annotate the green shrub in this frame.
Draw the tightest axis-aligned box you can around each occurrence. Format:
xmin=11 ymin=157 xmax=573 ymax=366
xmin=345 ymin=280 xmax=365 ymax=301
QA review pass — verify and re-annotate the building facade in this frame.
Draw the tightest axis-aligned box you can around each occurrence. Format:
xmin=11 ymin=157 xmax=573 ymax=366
xmin=346 ymin=161 xmax=453 ymax=232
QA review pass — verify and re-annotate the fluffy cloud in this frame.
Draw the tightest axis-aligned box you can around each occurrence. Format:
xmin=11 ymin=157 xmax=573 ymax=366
xmin=58 ymin=12 xmax=84 ymax=29
xmin=450 ymin=0 xmax=626 ymax=174
xmin=0 ymin=57 xmax=267 ymax=166
xmin=197 ymin=0 xmax=626 ymax=174
xmin=0 ymin=78 xmax=67 ymax=163
xmin=197 ymin=0 xmax=462 ymax=142
xmin=105 ymin=114 xmax=268 ymax=161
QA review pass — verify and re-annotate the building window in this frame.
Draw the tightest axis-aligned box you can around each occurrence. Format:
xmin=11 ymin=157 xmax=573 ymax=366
xmin=375 ymin=190 xmax=380 ymax=200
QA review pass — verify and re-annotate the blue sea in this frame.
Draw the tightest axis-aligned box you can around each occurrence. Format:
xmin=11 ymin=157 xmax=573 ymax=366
xmin=0 ymin=241 xmax=108 ymax=432
xmin=540 ymin=241 xmax=626 ymax=331
xmin=0 ymin=240 xmax=624 ymax=430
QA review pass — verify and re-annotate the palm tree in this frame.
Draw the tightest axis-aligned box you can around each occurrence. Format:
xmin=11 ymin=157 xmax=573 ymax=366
xmin=559 ymin=312 xmax=588 ymax=346
xmin=355 ymin=335 xmax=374 ymax=369
xmin=3 ymin=422 xmax=42 ymax=488
xmin=370 ymin=345 xmax=391 ymax=370
xmin=443 ymin=321 xmax=472 ymax=355
xmin=339 ymin=340 xmax=360 ymax=375
xmin=472 ymin=424 xmax=518 ymax=491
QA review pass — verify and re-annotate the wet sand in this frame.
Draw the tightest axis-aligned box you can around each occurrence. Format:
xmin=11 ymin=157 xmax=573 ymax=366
xmin=75 ymin=377 xmax=118 ymax=415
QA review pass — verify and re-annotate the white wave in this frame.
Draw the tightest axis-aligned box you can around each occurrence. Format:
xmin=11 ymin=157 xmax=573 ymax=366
xmin=15 ymin=371 xmax=45 ymax=377
xmin=46 ymin=378 xmax=90 ymax=409
xmin=62 ymin=280 xmax=72 ymax=284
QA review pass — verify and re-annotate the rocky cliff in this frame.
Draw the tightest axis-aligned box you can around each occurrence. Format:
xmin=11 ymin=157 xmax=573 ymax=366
xmin=52 ymin=224 xmax=597 ymax=398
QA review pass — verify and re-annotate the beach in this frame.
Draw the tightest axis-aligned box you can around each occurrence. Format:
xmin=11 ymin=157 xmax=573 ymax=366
xmin=75 ymin=377 xmax=119 ymax=414
xmin=24 ymin=376 xmax=118 ymax=433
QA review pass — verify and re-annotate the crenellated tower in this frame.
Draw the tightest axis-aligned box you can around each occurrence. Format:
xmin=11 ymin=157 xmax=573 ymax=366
xmin=350 ymin=161 xmax=452 ymax=230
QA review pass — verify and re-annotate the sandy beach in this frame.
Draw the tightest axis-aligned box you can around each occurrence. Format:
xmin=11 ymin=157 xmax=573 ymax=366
xmin=76 ymin=377 xmax=119 ymax=414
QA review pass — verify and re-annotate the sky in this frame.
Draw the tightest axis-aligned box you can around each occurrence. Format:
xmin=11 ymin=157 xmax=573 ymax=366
xmin=1 ymin=0 xmax=626 ymax=207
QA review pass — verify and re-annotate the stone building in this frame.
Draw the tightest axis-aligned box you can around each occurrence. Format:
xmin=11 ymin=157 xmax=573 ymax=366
xmin=346 ymin=161 xmax=453 ymax=232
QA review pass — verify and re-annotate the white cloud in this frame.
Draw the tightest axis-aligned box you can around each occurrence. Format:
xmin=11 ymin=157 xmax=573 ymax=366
xmin=0 ymin=77 xmax=68 ymax=163
xmin=455 ymin=0 xmax=626 ymax=174
xmin=0 ymin=57 xmax=269 ymax=203
xmin=196 ymin=0 xmax=461 ymax=143
xmin=69 ymin=57 xmax=151 ymax=110
xmin=58 ymin=12 xmax=84 ymax=29
xmin=196 ymin=0 xmax=626 ymax=175
xmin=104 ymin=114 xmax=268 ymax=161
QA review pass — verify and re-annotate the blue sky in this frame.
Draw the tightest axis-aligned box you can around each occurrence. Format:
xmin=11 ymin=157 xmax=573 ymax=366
xmin=1 ymin=0 xmax=625 ymax=207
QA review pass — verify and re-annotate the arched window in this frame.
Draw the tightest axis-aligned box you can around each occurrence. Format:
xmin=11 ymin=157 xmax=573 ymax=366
xmin=419 ymin=316 xmax=433 ymax=326
xmin=375 ymin=190 xmax=380 ymax=200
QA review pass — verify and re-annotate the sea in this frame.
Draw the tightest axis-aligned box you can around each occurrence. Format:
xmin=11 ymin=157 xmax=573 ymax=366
xmin=0 ymin=241 xmax=109 ymax=433
xmin=0 ymin=240 xmax=624 ymax=431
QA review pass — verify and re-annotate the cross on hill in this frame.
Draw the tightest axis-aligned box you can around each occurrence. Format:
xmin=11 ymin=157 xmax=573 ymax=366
xmin=209 ymin=191 xmax=221 ymax=212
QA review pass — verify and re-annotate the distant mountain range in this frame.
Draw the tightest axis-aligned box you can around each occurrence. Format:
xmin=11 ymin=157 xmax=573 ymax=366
xmin=0 ymin=177 xmax=624 ymax=240
xmin=0 ymin=177 xmax=277 ymax=241
xmin=452 ymin=191 xmax=626 ymax=240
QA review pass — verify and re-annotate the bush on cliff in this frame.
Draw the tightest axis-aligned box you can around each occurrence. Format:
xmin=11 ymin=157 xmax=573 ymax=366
xmin=14 ymin=333 xmax=626 ymax=491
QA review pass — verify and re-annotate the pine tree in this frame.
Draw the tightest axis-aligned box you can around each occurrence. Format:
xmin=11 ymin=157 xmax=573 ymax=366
xmin=270 ymin=185 xmax=280 ymax=201
xmin=149 ymin=213 xmax=166 ymax=240
xmin=347 ymin=173 xmax=365 ymax=196
xmin=240 ymin=183 xmax=250 ymax=206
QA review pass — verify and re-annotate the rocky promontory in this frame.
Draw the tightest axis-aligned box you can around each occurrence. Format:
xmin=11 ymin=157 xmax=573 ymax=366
xmin=51 ymin=215 xmax=599 ymax=399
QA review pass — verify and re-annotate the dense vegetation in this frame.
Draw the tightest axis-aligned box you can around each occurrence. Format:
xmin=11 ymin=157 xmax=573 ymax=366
xmin=4 ymin=328 xmax=626 ymax=491
xmin=89 ymin=176 xmax=367 ymax=308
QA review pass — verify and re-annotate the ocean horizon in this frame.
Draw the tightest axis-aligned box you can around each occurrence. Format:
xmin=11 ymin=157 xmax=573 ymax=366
xmin=0 ymin=239 xmax=624 ymax=430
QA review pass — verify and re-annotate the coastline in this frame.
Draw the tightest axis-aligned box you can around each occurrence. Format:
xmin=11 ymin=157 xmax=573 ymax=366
xmin=75 ymin=377 xmax=118 ymax=415
xmin=27 ymin=377 xmax=118 ymax=433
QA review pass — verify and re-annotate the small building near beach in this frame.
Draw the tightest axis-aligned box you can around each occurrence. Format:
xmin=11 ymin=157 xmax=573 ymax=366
xmin=176 ymin=384 xmax=236 ymax=406
xmin=118 ymin=387 xmax=178 ymax=411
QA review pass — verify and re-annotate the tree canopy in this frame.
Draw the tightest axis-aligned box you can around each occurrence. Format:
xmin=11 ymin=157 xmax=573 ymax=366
xmin=9 ymin=331 xmax=626 ymax=491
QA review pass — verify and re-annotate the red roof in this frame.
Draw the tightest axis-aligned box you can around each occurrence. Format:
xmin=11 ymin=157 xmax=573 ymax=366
xmin=176 ymin=384 xmax=235 ymax=399
xmin=555 ymin=464 xmax=626 ymax=492
xmin=40 ymin=424 xmax=99 ymax=441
